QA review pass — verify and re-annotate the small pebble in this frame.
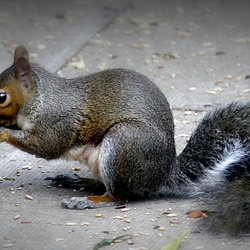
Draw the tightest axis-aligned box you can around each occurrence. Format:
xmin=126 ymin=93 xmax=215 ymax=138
xmin=158 ymin=226 xmax=166 ymax=231
xmin=127 ymin=239 xmax=134 ymax=245
xmin=158 ymin=232 xmax=163 ymax=238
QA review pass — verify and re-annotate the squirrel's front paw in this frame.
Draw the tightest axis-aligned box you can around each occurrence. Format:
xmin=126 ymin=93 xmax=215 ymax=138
xmin=62 ymin=195 xmax=115 ymax=210
xmin=0 ymin=129 xmax=10 ymax=142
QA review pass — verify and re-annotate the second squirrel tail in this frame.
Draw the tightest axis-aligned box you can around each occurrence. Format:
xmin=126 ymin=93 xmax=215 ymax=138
xmin=176 ymin=102 xmax=250 ymax=235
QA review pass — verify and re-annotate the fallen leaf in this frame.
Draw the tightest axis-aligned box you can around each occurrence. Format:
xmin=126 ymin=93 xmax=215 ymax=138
xmin=93 ymin=234 xmax=131 ymax=250
xmin=160 ymin=230 xmax=189 ymax=250
xmin=186 ymin=210 xmax=208 ymax=218
xmin=69 ymin=56 xmax=85 ymax=69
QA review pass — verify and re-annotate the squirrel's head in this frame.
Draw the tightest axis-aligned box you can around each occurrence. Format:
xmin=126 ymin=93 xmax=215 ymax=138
xmin=0 ymin=45 xmax=35 ymax=126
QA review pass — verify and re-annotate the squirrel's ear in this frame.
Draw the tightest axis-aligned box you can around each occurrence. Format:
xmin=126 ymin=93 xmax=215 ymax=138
xmin=14 ymin=45 xmax=29 ymax=64
xmin=15 ymin=57 xmax=33 ymax=93
xmin=14 ymin=46 xmax=33 ymax=93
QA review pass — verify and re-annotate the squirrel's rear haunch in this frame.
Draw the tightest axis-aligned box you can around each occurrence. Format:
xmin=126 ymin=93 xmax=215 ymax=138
xmin=0 ymin=45 xmax=249 ymax=236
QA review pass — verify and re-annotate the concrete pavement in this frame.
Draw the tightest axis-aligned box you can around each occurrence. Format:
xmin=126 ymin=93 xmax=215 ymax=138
xmin=0 ymin=0 xmax=249 ymax=249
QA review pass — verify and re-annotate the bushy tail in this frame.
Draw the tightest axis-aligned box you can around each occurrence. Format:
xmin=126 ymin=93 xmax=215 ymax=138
xmin=177 ymin=102 xmax=250 ymax=235
xmin=196 ymin=151 xmax=250 ymax=236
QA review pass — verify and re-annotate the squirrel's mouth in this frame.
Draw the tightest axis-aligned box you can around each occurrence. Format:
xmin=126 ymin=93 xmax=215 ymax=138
xmin=0 ymin=115 xmax=19 ymax=130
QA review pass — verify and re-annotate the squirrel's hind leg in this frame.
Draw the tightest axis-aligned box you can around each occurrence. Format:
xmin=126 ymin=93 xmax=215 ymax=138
xmin=61 ymin=121 xmax=172 ymax=209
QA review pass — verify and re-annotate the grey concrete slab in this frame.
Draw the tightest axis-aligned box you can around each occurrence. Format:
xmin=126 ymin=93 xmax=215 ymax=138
xmin=0 ymin=0 xmax=128 ymax=71
xmin=60 ymin=0 xmax=249 ymax=110
xmin=0 ymin=0 xmax=250 ymax=250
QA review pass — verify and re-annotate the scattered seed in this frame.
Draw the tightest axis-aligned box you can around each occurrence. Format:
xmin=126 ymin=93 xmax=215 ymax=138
xmin=113 ymin=239 xmax=122 ymax=243
xmin=215 ymin=80 xmax=223 ymax=84
xmin=65 ymin=222 xmax=77 ymax=226
xmin=206 ymin=90 xmax=217 ymax=95
xmin=2 ymin=243 xmax=14 ymax=248
xmin=170 ymin=220 xmax=180 ymax=224
xmin=189 ymin=87 xmax=196 ymax=91
xmin=184 ymin=111 xmax=192 ymax=115
xmin=123 ymin=226 xmax=130 ymax=231
xmin=132 ymin=233 xmax=140 ymax=237
xmin=158 ymin=226 xmax=166 ymax=231
xmin=214 ymin=87 xmax=224 ymax=92
xmin=225 ymin=75 xmax=233 ymax=80
xmin=131 ymin=43 xmax=151 ymax=49
xmin=231 ymin=38 xmax=250 ymax=44
xmin=95 ymin=213 xmax=103 ymax=218
xmin=129 ymin=16 xmax=160 ymax=26
xmin=121 ymin=208 xmax=131 ymax=212
xmin=166 ymin=213 xmax=178 ymax=217
xmin=177 ymin=30 xmax=190 ymax=39
xmin=123 ymin=218 xmax=131 ymax=223
xmin=55 ymin=238 xmax=65 ymax=242
xmin=242 ymin=89 xmax=250 ymax=93
xmin=14 ymin=215 xmax=20 ymax=220
xmin=197 ymin=50 xmax=206 ymax=56
xmin=170 ymin=72 xmax=176 ymax=79
xmin=175 ymin=134 xmax=190 ymax=139
xmin=113 ymin=216 xmax=124 ymax=220
xmin=164 ymin=52 xmax=180 ymax=59
xmin=22 ymin=163 xmax=32 ymax=170
xmin=25 ymin=194 xmax=33 ymax=200
xmin=203 ymin=42 xmax=213 ymax=48
xmin=80 ymin=222 xmax=90 ymax=226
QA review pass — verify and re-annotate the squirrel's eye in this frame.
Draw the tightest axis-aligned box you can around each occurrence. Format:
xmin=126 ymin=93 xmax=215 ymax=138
xmin=0 ymin=91 xmax=11 ymax=107
xmin=0 ymin=93 xmax=7 ymax=103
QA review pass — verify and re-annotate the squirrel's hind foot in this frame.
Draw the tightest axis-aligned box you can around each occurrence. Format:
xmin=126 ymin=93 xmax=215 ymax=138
xmin=62 ymin=195 xmax=116 ymax=209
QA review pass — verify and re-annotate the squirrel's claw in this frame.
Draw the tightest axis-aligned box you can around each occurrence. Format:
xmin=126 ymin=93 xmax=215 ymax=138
xmin=45 ymin=173 xmax=106 ymax=193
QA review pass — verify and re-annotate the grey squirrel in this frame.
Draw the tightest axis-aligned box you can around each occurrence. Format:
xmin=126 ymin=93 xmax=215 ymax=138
xmin=0 ymin=45 xmax=249 ymax=236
